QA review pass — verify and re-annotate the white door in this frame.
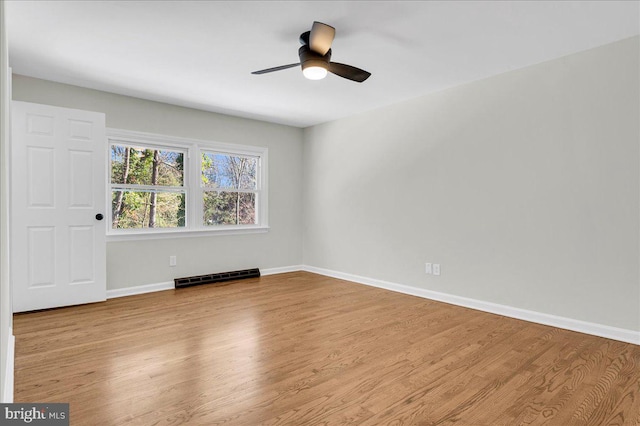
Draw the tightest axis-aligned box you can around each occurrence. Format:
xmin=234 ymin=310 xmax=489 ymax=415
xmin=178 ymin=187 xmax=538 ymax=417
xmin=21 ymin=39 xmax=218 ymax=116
xmin=11 ymin=101 xmax=106 ymax=312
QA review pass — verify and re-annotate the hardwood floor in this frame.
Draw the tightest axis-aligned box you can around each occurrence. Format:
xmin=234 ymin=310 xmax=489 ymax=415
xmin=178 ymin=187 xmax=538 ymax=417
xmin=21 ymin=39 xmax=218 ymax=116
xmin=13 ymin=272 xmax=640 ymax=425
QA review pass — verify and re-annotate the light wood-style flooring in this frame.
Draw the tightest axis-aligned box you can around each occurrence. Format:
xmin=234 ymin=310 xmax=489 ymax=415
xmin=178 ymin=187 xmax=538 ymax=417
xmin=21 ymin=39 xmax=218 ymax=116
xmin=13 ymin=272 xmax=640 ymax=425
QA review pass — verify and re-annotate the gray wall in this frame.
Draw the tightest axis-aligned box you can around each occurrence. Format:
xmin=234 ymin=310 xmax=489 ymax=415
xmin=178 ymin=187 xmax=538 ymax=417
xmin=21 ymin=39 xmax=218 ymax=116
xmin=10 ymin=37 xmax=640 ymax=334
xmin=1 ymin=0 xmax=13 ymax=403
xmin=12 ymin=75 xmax=304 ymax=290
xmin=303 ymin=36 xmax=640 ymax=331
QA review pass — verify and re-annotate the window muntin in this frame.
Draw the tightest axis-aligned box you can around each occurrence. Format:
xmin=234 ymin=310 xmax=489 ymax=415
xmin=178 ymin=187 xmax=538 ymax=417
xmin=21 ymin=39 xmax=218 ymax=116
xmin=106 ymin=129 xmax=268 ymax=237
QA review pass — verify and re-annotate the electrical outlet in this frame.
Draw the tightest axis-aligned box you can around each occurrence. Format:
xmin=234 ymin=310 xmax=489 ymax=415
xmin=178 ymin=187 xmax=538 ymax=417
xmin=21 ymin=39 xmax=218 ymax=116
xmin=169 ymin=256 xmax=177 ymax=267
xmin=425 ymin=263 xmax=432 ymax=274
xmin=433 ymin=263 xmax=440 ymax=276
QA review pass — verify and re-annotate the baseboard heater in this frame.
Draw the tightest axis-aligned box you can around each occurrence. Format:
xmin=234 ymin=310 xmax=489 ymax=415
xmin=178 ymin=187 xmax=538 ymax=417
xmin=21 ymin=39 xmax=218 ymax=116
xmin=174 ymin=268 xmax=261 ymax=289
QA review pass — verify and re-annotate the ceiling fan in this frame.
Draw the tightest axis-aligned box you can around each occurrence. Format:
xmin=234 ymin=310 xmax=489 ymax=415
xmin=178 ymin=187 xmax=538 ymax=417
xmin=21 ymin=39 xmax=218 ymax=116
xmin=251 ymin=21 xmax=371 ymax=83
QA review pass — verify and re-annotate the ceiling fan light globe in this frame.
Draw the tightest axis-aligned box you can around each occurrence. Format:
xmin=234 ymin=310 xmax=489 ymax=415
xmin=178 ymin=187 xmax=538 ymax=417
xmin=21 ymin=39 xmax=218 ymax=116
xmin=303 ymin=65 xmax=328 ymax=80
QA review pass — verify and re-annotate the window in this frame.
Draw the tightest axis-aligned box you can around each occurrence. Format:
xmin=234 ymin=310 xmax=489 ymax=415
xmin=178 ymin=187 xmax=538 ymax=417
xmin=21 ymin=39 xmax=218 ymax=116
xmin=201 ymin=151 xmax=260 ymax=226
xmin=107 ymin=129 xmax=268 ymax=238
xmin=110 ymin=144 xmax=186 ymax=229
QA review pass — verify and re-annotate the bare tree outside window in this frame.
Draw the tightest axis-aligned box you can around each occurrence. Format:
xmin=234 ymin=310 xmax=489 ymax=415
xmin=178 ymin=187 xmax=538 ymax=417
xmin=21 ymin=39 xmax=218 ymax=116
xmin=201 ymin=152 xmax=258 ymax=226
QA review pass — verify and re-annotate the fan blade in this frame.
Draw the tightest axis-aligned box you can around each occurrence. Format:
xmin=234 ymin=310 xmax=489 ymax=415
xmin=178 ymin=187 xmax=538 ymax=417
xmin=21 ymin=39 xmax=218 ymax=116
xmin=328 ymin=62 xmax=371 ymax=83
xmin=309 ymin=21 xmax=335 ymax=55
xmin=251 ymin=63 xmax=300 ymax=75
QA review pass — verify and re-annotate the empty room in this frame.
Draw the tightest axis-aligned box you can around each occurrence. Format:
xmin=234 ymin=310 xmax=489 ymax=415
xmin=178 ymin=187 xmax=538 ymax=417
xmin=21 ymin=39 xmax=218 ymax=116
xmin=0 ymin=1 xmax=639 ymax=425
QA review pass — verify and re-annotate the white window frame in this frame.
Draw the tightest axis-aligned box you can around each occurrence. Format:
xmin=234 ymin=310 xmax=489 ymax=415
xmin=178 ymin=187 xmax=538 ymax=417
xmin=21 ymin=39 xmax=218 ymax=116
xmin=106 ymin=128 xmax=268 ymax=241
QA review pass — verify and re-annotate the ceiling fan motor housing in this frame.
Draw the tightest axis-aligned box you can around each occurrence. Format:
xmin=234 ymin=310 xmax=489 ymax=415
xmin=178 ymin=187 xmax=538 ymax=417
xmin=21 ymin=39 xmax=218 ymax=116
xmin=298 ymin=45 xmax=331 ymax=71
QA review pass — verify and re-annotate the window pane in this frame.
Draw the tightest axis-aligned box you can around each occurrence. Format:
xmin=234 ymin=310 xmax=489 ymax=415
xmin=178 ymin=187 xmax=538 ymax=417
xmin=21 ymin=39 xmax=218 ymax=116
xmin=112 ymin=190 xmax=186 ymax=229
xmin=203 ymin=191 xmax=256 ymax=225
xmin=202 ymin=152 xmax=257 ymax=190
xmin=111 ymin=145 xmax=184 ymax=186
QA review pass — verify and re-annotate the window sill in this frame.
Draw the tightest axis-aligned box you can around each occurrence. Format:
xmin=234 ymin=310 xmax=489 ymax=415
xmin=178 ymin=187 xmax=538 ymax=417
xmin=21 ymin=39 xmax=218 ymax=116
xmin=106 ymin=226 xmax=270 ymax=242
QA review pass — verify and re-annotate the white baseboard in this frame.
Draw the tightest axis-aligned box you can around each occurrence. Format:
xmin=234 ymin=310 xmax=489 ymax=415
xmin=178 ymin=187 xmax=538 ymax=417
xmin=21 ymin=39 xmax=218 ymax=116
xmin=107 ymin=281 xmax=174 ymax=299
xmin=302 ymin=265 xmax=640 ymax=346
xmin=261 ymin=265 xmax=304 ymax=276
xmin=3 ymin=329 xmax=14 ymax=403
xmin=105 ymin=266 xmax=305 ymax=299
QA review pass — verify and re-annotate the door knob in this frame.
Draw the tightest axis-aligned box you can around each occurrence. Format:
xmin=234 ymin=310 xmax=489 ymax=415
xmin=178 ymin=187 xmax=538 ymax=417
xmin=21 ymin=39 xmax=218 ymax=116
xmin=95 ymin=213 xmax=104 ymax=221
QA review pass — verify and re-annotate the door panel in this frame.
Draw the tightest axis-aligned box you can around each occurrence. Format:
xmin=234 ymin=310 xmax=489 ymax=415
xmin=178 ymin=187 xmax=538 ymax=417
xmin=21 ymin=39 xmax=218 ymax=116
xmin=11 ymin=101 xmax=106 ymax=312
xmin=27 ymin=226 xmax=55 ymax=288
xmin=69 ymin=150 xmax=93 ymax=207
xmin=27 ymin=146 xmax=55 ymax=207
xmin=69 ymin=226 xmax=94 ymax=283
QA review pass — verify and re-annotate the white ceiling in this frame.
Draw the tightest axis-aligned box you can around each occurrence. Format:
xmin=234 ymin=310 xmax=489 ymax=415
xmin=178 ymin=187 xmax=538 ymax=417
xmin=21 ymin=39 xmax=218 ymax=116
xmin=6 ymin=1 xmax=640 ymax=128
